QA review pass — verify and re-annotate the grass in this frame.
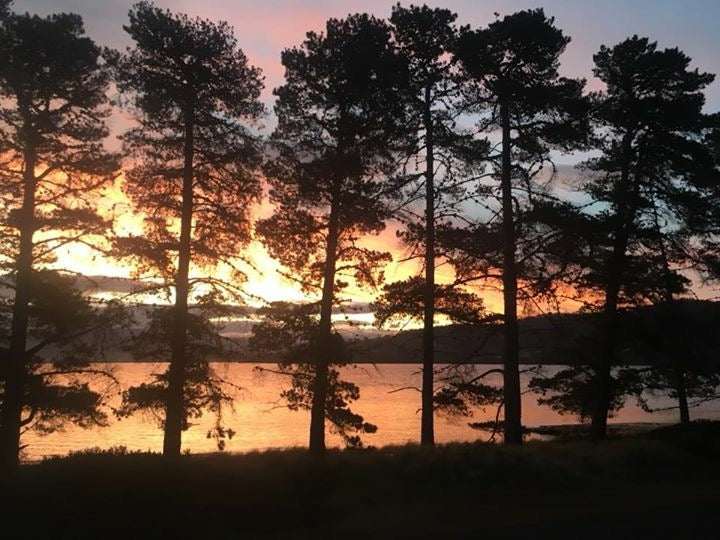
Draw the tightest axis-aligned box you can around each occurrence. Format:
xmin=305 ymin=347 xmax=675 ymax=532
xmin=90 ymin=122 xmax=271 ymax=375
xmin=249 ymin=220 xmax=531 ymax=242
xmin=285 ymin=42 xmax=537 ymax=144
xmin=3 ymin=421 xmax=720 ymax=539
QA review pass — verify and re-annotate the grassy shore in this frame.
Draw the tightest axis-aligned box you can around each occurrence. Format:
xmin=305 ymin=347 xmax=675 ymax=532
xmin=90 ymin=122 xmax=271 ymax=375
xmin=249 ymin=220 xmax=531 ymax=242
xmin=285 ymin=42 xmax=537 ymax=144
xmin=4 ymin=422 xmax=719 ymax=539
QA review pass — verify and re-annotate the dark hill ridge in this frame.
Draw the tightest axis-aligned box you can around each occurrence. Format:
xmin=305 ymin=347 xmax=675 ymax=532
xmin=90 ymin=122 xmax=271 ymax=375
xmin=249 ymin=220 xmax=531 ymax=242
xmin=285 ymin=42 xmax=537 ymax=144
xmin=6 ymin=283 xmax=719 ymax=366
xmin=348 ymin=300 xmax=720 ymax=366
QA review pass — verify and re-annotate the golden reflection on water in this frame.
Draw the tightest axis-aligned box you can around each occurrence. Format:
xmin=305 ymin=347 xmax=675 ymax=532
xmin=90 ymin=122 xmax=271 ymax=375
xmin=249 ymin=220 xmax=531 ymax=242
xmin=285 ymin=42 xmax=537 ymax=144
xmin=21 ymin=363 xmax=720 ymax=461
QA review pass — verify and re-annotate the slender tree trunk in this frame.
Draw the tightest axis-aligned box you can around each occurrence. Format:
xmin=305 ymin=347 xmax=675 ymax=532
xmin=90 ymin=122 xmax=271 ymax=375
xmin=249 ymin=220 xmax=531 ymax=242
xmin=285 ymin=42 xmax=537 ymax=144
xmin=675 ymin=367 xmax=690 ymax=425
xmin=499 ymin=101 xmax=522 ymax=445
xmin=309 ymin=192 xmax=340 ymax=454
xmin=163 ymin=103 xmax=194 ymax=457
xmin=592 ymin=284 xmax=618 ymax=439
xmin=421 ymin=84 xmax=435 ymax=447
xmin=591 ymin=130 xmax=634 ymax=441
xmin=654 ymin=217 xmax=690 ymax=427
xmin=0 ymin=131 xmax=36 ymax=472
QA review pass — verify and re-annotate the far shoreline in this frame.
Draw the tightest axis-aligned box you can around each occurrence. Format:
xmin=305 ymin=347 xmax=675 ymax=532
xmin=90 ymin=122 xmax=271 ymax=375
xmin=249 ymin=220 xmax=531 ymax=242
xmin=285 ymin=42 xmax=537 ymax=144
xmin=79 ymin=358 xmax=667 ymax=366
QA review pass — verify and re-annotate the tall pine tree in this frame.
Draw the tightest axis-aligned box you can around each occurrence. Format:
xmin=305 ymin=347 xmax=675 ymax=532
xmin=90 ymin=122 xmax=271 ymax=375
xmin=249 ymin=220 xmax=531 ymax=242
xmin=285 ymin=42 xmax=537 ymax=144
xmin=0 ymin=8 xmax=119 ymax=470
xmin=575 ymin=37 xmax=717 ymax=438
xmin=257 ymin=14 xmax=408 ymax=453
xmin=455 ymin=9 xmax=588 ymax=443
xmin=115 ymin=2 xmax=264 ymax=457
xmin=377 ymin=3 xmax=484 ymax=446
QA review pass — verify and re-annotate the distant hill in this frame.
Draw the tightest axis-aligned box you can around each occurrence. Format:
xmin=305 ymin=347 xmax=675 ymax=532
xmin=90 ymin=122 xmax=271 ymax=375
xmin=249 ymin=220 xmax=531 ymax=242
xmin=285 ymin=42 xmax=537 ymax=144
xmin=347 ymin=300 xmax=720 ymax=366
xmin=5 ymin=273 xmax=719 ymax=367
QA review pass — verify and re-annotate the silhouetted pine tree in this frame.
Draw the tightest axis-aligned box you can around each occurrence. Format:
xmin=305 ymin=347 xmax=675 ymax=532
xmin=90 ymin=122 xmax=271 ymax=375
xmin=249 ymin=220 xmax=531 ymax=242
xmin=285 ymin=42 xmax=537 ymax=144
xmin=115 ymin=2 xmax=264 ymax=457
xmin=454 ymin=9 xmax=589 ymax=444
xmin=257 ymin=14 xmax=408 ymax=453
xmin=629 ymin=202 xmax=720 ymax=424
xmin=651 ymin=123 xmax=720 ymax=421
xmin=377 ymin=3 xmax=488 ymax=447
xmin=0 ymin=8 xmax=119 ymax=470
xmin=572 ymin=36 xmax=718 ymax=439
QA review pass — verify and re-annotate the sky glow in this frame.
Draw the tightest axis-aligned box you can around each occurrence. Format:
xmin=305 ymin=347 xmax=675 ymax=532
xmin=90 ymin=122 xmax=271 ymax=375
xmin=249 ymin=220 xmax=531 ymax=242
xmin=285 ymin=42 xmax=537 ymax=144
xmin=12 ymin=0 xmax=720 ymax=312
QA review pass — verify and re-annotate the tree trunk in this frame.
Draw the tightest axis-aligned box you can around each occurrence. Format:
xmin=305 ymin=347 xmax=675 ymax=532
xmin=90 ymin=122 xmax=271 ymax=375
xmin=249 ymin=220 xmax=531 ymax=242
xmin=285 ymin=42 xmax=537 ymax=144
xmin=309 ymin=192 xmax=340 ymax=454
xmin=655 ymin=221 xmax=691 ymax=427
xmin=0 ymin=135 xmax=36 ymax=472
xmin=421 ymin=84 xmax=435 ymax=447
xmin=499 ymin=101 xmax=522 ymax=445
xmin=675 ymin=367 xmax=690 ymax=425
xmin=591 ymin=288 xmax=618 ymax=440
xmin=163 ymin=103 xmax=194 ymax=457
xmin=591 ymin=130 xmax=634 ymax=441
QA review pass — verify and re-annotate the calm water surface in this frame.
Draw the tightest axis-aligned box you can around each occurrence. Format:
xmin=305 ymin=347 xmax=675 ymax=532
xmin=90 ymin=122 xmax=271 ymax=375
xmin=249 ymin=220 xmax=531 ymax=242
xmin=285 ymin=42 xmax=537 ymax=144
xmin=21 ymin=363 xmax=720 ymax=461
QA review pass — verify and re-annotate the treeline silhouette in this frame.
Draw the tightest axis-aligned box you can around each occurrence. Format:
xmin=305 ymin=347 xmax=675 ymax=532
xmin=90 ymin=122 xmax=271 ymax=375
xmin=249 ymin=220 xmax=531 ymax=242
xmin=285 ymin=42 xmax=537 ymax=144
xmin=0 ymin=0 xmax=719 ymax=472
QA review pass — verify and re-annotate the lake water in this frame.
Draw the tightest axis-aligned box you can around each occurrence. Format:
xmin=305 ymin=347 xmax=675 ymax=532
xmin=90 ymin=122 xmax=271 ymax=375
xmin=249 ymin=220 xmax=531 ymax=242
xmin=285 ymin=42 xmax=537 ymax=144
xmin=21 ymin=362 xmax=720 ymax=461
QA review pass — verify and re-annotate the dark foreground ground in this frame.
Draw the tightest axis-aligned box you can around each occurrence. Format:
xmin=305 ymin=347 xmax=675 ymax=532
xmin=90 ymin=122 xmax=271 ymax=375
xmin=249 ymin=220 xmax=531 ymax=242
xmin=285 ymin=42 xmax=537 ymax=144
xmin=3 ymin=422 xmax=720 ymax=539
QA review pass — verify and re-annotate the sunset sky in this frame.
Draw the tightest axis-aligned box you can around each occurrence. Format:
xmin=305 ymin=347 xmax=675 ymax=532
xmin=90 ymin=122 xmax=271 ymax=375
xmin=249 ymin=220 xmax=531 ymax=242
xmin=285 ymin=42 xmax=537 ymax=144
xmin=12 ymin=0 xmax=720 ymax=311
xmin=15 ymin=0 xmax=720 ymax=114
